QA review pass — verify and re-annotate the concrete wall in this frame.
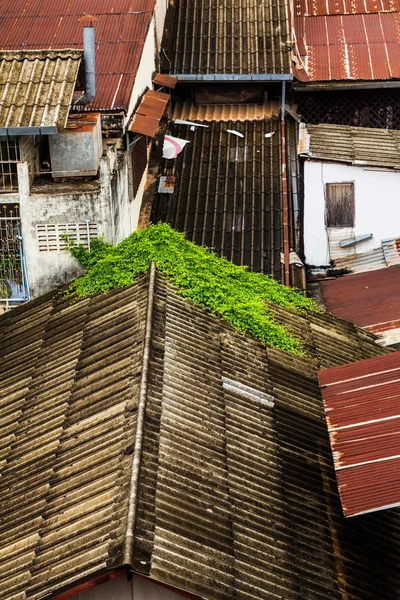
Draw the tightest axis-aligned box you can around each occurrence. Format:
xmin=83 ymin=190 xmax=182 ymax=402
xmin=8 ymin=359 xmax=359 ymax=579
xmin=303 ymin=160 xmax=400 ymax=266
xmin=18 ymin=162 xmax=114 ymax=298
xmin=75 ymin=574 xmax=186 ymax=600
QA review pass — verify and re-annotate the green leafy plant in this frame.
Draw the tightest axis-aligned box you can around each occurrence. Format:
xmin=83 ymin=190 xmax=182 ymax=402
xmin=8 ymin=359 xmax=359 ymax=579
xmin=67 ymin=223 xmax=318 ymax=354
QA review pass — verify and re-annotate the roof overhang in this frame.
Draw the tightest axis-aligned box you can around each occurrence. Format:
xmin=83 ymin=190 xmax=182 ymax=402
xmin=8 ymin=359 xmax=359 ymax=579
xmin=129 ymin=90 xmax=170 ymax=137
xmin=293 ymin=80 xmax=400 ymax=92
xmin=0 ymin=49 xmax=82 ymax=135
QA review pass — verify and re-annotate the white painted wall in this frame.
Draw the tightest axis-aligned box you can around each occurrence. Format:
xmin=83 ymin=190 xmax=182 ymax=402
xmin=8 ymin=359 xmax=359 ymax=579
xmin=154 ymin=0 xmax=169 ymax=48
xmin=303 ymin=160 xmax=400 ymax=266
xmin=75 ymin=574 xmax=186 ymax=600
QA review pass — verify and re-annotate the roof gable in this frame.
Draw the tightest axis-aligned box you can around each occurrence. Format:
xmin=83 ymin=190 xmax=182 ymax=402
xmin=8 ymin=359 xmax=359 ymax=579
xmin=1 ymin=267 xmax=397 ymax=599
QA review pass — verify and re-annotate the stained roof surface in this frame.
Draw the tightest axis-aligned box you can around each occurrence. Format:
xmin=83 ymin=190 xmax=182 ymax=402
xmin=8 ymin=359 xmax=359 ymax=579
xmin=321 ymin=267 xmax=400 ymax=344
xmin=293 ymin=0 xmax=400 ymax=81
xmin=300 ymin=123 xmax=400 ymax=168
xmin=0 ymin=0 xmax=156 ymax=111
xmin=152 ymin=104 xmax=294 ymax=279
xmin=0 ymin=50 xmax=82 ymax=133
xmin=319 ymin=352 xmax=400 ymax=517
xmin=3 ymin=268 xmax=400 ymax=599
xmin=161 ymin=0 xmax=291 ymax=75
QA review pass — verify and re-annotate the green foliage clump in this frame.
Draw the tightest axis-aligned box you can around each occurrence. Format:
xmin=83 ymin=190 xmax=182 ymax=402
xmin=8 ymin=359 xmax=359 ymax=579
xmin=67 ymin=223 xmax=318 ymax=355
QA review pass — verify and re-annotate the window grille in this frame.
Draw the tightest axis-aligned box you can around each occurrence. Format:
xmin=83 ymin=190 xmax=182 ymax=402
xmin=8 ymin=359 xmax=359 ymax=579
xmin=294 ymin=89 xmax=400 ymax=129
xmin=37 ymin=222 xmax=98 ymax=252
xmin=0 ymin=136 xmax=20 ymax=192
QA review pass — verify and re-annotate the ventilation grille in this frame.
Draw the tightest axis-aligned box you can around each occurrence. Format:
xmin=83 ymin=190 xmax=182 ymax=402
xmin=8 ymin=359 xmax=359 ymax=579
xmin=37 ymin=222 xmax=98 ymax=252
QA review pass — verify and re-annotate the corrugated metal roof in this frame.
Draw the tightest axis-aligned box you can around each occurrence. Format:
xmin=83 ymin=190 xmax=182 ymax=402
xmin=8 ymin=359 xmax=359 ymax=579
xmin=161 ymin=0 xmax=291 ymax=75
xmin=130 ymin=90 xmax=170 ymax=137
xmin=321 ymin=265 xmax=400 ymax=339
xmin=152 ymin=112 xmax=286 ymax=278
xmin=2 ymin=269 xmax=399 ymax=599
xmin=0 ymin=1 xmax=156 ymax=111
xmin=295 ymin=0 xmax=400 ymax=15
xmin=300 ymin=123 xmax=400 ymax=168
xmin=318 ymin=351 xmax=400 ymax=517
xmin=0 ymin=49 xmax=82 ymax=133
xmin=294 ymin=11 xmax=400 ymax=81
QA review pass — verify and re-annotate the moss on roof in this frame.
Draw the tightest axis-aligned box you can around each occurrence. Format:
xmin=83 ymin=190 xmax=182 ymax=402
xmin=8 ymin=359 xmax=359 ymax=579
xmin=67 ymin=223 xmax=318 ymax=354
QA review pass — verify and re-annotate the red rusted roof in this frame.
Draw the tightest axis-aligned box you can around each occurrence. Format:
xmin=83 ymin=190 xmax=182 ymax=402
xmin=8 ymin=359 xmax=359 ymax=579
xmin=319 ymin=351 xmax=400 ymax=517
xmin=130 ymin=90 xmax=169 ymax=136
xmin=294 ymin=0 xmax=400 ymax=81
xmin=320 ymin=267 xmax=400 ymax=337
xmin=0 ymin=0 xmax=156 ymax=111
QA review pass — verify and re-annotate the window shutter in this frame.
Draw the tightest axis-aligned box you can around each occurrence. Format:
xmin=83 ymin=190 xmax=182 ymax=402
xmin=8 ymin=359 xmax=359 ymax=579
xmin=326 ymin=183 xmax=355 ymax=227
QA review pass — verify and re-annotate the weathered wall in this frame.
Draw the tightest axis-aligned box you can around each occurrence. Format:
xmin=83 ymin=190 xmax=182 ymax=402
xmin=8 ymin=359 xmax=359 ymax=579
xmin=75 ymin=574 xmax=185 ymax=600
xmin=18 ymin=162 xmax=114 ymax=298
xmin=303 ymin=160 xmax=400 ymax=266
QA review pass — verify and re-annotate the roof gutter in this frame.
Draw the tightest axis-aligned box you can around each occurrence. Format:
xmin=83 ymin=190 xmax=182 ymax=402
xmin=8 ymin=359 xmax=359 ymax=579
xmin=172 ymin=74 xmax=293 ymax=82
xmin=293 ymin=80 xmax=400 ymax=92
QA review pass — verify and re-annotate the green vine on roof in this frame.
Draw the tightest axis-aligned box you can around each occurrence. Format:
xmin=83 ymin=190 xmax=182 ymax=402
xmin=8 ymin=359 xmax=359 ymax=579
xmin=67 ymin=222 xmax=318 ymax=355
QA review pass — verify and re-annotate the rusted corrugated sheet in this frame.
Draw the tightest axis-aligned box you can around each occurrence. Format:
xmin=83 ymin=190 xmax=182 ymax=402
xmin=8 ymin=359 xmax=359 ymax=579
xmin=0 ymin=1 xmax=156 ymax=111
xmin=294 ymin=11 xmax=400 ymax=80
xmin=130 ymin=90 xmax=170 ymax=137
xmin=321 ymin=266 xmax=400 ymax=342
xmin=295 ymin=0 xmax=400 ymax=16
xmin=0 ymin=50 xmax=82 ymax=133
xmin=319 ymin=351 xmax=400 ymax=517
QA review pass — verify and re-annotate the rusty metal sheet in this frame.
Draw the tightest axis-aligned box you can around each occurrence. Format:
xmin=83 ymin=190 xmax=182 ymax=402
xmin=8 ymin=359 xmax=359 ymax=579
xmin=0 ymin=0 xmax=156 ymax=111
xmin=153 ymin=73 xmax=178 ymax=89
xmin=318 ymin=351 xmax=400 ymax=516
xmin=295 ymin=0 xmax=400 ymax=16
xmin=130 ymin=90 xmax=169 ymax=137
xmin=320 ymin=266 xmax=400 ymax=335
xmin=294 ymin=11 xmax=400 ymax=80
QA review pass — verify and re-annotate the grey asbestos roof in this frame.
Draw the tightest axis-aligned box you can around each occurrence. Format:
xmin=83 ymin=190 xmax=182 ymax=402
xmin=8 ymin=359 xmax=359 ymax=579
xmin=161 ymin=0 xmax=291 ymax=76
xmin=299 ymin=123 xmax=400 ymax=168
xmin=1 ymin=268 xmax=399 ymax=600
xmin=0 ymin=50 xmax=82 ymax=135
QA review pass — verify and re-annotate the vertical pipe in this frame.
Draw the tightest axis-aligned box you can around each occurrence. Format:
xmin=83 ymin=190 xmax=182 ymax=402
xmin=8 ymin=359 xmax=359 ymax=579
xmin=281 ymin=81 xmax=290 ymax=287
xmin=86 ymin=219 xmax=91 ymax=252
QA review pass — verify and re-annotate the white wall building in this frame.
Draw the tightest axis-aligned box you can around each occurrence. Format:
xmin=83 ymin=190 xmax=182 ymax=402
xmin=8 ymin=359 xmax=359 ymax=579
xmin=299 ymin=123 xmax=400 ymax=267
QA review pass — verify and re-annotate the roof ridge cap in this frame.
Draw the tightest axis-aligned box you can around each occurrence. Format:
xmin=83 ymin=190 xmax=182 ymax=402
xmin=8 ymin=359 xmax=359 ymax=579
xmin=123 ymin=260 xmax=156 ymax=566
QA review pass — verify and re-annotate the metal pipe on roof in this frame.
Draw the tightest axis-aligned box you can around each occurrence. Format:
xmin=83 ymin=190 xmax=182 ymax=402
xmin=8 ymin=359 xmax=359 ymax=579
xmin=281 ymin=81 xmax=290 ymax=287
xmin=74 ymin=24 xmax=96 ymax=105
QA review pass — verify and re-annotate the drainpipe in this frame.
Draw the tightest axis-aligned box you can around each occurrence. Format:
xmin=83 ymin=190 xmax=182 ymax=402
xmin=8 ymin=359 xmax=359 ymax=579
xmin=281 ymin=81 xmax=290 ymax=287
xmin=73 ymin=20 xmax=96 ymax=106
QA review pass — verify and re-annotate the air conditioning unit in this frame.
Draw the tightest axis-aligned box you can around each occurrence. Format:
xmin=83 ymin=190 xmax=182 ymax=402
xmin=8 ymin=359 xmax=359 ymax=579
xmin=49 ymin=113 xmax=102 ymax=178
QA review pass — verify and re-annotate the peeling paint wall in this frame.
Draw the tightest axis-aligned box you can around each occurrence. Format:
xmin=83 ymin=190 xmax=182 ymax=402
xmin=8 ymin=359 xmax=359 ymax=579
xmin=303 ymin=160 xmax=400 ymax=266
xmin=75 ymin=574 xmax=186 ymax=600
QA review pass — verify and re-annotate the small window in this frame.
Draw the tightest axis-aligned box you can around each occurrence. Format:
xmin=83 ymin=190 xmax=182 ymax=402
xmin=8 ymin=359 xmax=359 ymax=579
xmin=0 ymin=136 xmax=20 ymax=192
xmin=326 ymin=182 xmax=355 ymax=227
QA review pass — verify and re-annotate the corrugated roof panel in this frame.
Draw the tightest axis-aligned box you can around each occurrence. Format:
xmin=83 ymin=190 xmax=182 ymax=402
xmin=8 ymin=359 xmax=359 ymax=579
xmin=319 ymin=351 xmax=400 ymax=516
xmin=0 ymin=49 xmax=82 ymax=132
xmin=0 ymin=0 xmax=156 ymax=111
xmin=162 ymin=0 xmax=291 ymax=75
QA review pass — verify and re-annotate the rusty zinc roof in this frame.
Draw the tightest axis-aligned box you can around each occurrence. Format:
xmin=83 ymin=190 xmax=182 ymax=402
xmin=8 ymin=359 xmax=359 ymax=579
xmin=0 ymin=49 xmax=82 ymax=134
xmin=320 ymin=266 xmax=400 ymax=346
xmin=161 ymin=0 xmax=291 ymax=76
xmin=319 ymin=351 xmax=400 ymax=517
xmin=130 ymin=90 xmax=170 ymax=137
xmin=293 ymin=0 xmax=400 ymax=81
xmin=152 ymin=104 xmax=294 ymax=279
xmin=3 ymin=267 xmax=400 ymax=599
xmin=299 ymin=123 xmax=400 ymax=168
xmin=0 ymin=0 xmax=156 ymax=112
